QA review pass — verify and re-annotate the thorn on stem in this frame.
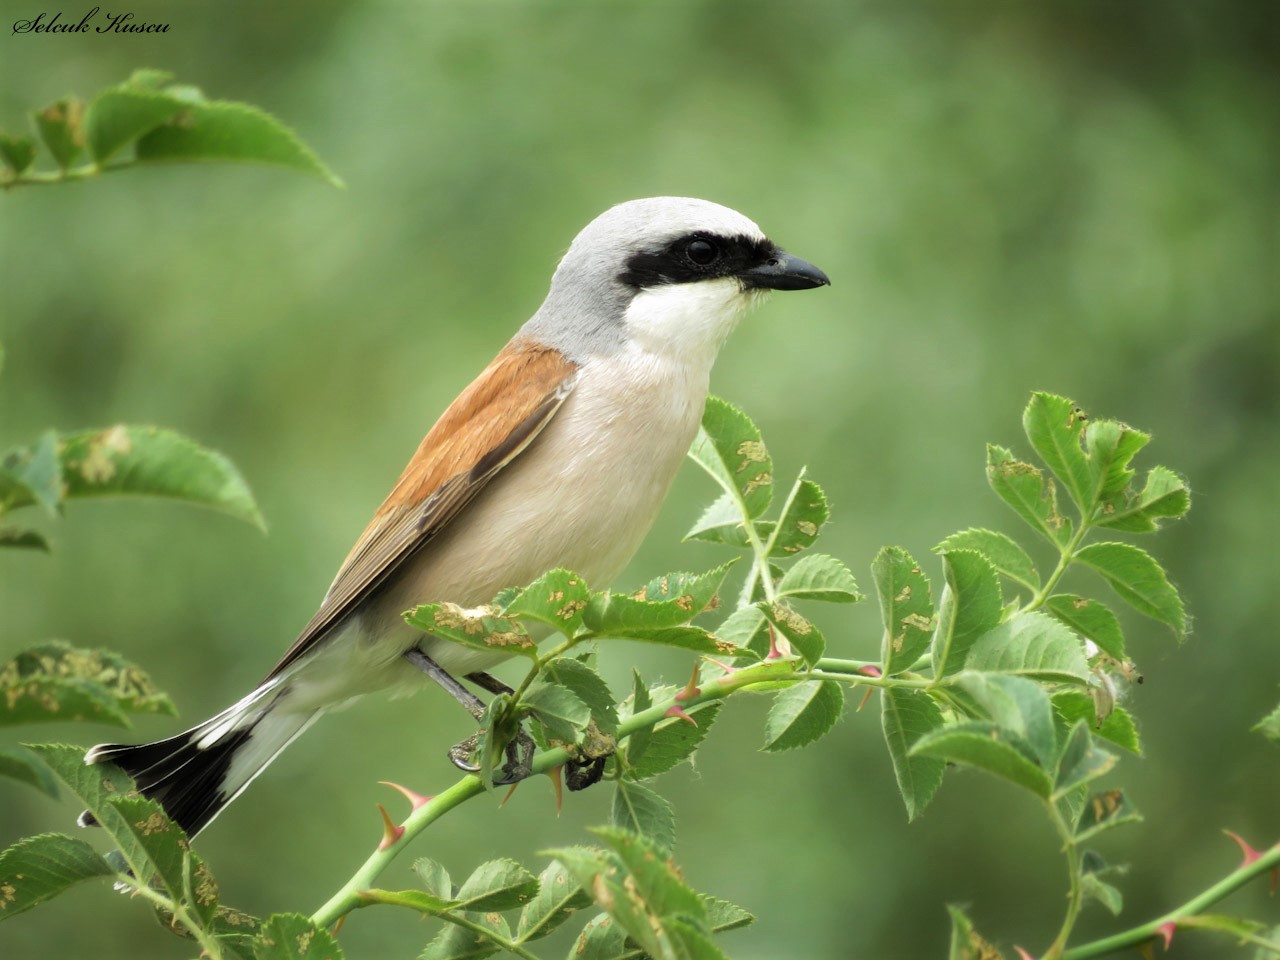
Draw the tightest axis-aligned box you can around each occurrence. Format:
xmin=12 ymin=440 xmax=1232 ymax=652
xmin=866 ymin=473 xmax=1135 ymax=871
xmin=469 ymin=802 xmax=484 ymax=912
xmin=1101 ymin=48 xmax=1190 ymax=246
xmin=500 ymin=780 xmax=520 ymax=807
xmin=376 ymin=803 xmax=404 ymax=851
xmin=676 ymin=662 xmax=701 ymax=702
xmin=857 ymin=664 xmax=883 ymax=678
xmin=1156 ymin=920 xmax=1176 ymax=950
xmin=856 ymin=687 xmax=874 ymax=712
xmin=664 ymin=705 xmax=697 ymax=727
xmin=546 ymin=765 xmax=564 ymax=815
xmin=379 ymin=780 xmax=433 ymax=811
xmin=1224 ymin=829 xmax=1262 ymax=867
xmin=1013 ymin=947 xmax=1034 ymax=960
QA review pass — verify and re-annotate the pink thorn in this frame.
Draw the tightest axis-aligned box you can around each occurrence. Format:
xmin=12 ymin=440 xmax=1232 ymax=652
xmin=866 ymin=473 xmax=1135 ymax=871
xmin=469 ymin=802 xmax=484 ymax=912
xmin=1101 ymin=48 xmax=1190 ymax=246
xmin=765 ymin=623 xmax=792 ymax=660
xmin=1156 ymin=921 xmax=1176 ymax=950
xmin=856 ymin=687 xmax=874 ymax=712
xmin=376 ymin=803 xmax=404 ymax=851
xmin=703 ymin=657 xmax=740 ymax=675
xmin=664 ymin=705 xmax=698 ymax=727
xmin=379 ymin=780 xmax=433 ymax=811
xmin=675 ymin=663 xmax=701 ymax=702
xmin=858 ymin=664 xmax=883 ymax=678
xmin=1224 ymin=829 xmax=1262 ymax=868
xmin=1013 ymin=947 xmax=1035 ymax=960
xmin=546 ymin=765 xmax=564 ymax=815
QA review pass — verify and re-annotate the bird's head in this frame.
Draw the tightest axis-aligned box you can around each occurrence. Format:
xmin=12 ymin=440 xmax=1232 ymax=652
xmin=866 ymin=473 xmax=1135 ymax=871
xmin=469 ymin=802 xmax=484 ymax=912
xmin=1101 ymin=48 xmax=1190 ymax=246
xmin=527 ymin=197 xmax=829 ymax=363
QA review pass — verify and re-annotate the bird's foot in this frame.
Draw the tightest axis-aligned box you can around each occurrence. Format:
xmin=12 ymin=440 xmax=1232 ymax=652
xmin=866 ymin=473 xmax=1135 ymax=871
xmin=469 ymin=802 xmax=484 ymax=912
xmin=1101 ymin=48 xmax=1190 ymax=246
xmin=448 ymin=727 xmax=536 ymax=785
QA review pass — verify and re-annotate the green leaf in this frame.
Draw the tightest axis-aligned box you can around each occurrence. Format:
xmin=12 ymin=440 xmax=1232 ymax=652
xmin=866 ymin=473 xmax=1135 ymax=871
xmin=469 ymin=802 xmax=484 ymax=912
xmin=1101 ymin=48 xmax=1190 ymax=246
xmin=1082 ymin=418 xmax=1148 ymax=504
xmin=688 ymin=396 xmax=773 ymax=519
xmin=0 ymin=833 xmax=113 ymax=920
xmin=25 ymin=743 xmax=149 ymax=877
xmin=540 ymin=658 xmax=618 ymax=735
xmin=503 ymin=569 xmax=591 ymax=636
xmin=454 ymin=859 xmax=539 ymax=912
xmin=135 ymin=100 xmax=343 ymax=187
xmin=757 ymin=601 xmax=825 ymax=665
xmin=413 ymin=857 xmax=454 ymax=900
xmin=551 ymin=828 xmax=710 ymax=960
xmin=0 ymin=641 xmax=177 ymax=728
xmin=1 ymin=430 xmax=62 ymax=516
xmin=358 ymin=887 xmax=455 ymax=914
xmin=406 ymin=603 xmax=537 ymax=659
xmin=768 ymin=475 xmax=829 ymax=556
xmin=628 ymin=703 xmax=720 ymax=779
xmin=776 ymin=553 xmax=860 ymax=603
xmin=1255 ymin=702 xmax=1280 ymax=743
xmin=0 ymin=528 xmax=50 ymax=550
xmin=930 ymin=551 xmax=1002 ymax=679
xmin=963 ymin=611 xmax=1090 ymax=685
xmin=881 ymin=689 xmax=946 ymax=821
xmin=0 ymin=745 xmax=61 ymax=797
xmin=986 ymin=444 xmax=1073 ymax=547
xmin=936 ymin=528 xmax=1040 ymax=594
xmin=1045 ymin=595 xmax=1126 ymax=660
xmin=0 ymin=133 xmax=36 ymax=175
xmin=1080 ymin=872 xmax=1124 ymax=915
xmin=516 ymin=860 xmax=590 ymax=942
xmin=422 ymin=912 xmax=509 ymax=960
xmin=703 ymin=896 xmax=753 ymax=933
xmin=764 ymin=681 xmax=844 ymax=752
xmin=1096 ymin=465 xmax=1191 ymax=533
xmin=713 ymin=605 xmax=769 ymax=659
xmin=1024 ymin=392 xmax=1092 ymax=512
xmin=1053 ymin=691 xmax=1141 ymax=755
xmin=584 ymin=562 xmax=737 ymax=634
xmin=569 ymin=913 xmax=629 ymax=960
xmin=873 ymin=546 xmax=935 ymax=675
xmin=912 ymin=721 xmax=1053 ymax=798
xmin=85 ymin=85 xmax=186 ymax=163
xmin=1075 ymin=542 xmax=1186 ymax=636
xmin=252 ymin=913 xmax=346 ymax=960
xmin=611 ymin=781 xmax=676 ymax=851
xmin=33 ymin=98 xmax=85 ymax=169
xmin=683 ymin=492 xmax=764 ymax=548
xmin=55 ymin=426 xmax=266 ymax=529
xmin=521 ymin=682 xmax=591 ymax=743
xmin=1054 ymin=722 xmax=1118 ymax=797
xmin=624 ymin=670 xmax=654 ymax=768
xmin=1074 ymin=790 xmax=1142 ymax=842
xmin=946 ymin=904 xmax=1003 ymax=960
xmin=109 ymin=795 xmax=219 ymax=923
xmin=953 ymin=672 xmax=1058 ymax=769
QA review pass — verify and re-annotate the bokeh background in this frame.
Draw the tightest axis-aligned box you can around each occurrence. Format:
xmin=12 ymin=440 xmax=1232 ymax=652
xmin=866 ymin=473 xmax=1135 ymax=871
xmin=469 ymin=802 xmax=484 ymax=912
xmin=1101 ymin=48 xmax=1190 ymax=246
xmin=2 ymin=1 xmax=1277 ymax=957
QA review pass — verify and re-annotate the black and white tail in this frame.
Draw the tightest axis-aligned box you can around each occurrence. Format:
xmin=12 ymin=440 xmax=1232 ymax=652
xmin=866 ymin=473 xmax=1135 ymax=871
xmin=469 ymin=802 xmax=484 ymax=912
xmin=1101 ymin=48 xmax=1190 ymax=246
xmin=81 ymin=680 xmax=321 ymax=837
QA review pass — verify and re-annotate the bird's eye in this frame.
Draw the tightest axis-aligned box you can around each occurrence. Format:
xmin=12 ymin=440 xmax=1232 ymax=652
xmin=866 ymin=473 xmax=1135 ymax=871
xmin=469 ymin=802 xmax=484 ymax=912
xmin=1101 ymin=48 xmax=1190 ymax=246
xmin=685 ymin=239 xmax=719 ymax=266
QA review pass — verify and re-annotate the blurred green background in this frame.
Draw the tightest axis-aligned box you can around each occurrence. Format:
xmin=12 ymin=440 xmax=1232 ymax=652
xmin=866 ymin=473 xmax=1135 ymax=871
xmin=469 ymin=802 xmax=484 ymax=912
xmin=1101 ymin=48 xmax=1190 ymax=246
xmin=2 ymin=1 xmax=1277 ymax=957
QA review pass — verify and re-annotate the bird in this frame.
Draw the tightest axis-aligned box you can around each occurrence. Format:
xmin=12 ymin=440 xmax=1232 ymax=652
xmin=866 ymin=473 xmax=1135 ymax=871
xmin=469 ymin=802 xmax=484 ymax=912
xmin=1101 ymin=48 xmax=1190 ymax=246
xmin=82 ymin=196 xmax=830 ymax=837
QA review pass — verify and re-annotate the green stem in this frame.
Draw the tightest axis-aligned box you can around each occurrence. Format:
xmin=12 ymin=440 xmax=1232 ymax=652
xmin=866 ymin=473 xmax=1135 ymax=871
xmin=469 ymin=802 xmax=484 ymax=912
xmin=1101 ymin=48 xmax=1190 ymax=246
xmin=1044 ymin=801 xmax=1084 ymax=959
xmin=1062 ymin=845 xmax=1280 ymax=960
xmin=0 ymin=161 xmax=131 ymax=189
xmin=118 ymin=874 xmax=225 ymax=960
xmin=311 ymin=658 xmax=799 ymax=931
xmin=434 ymin=913 xmax=543 ymax=960
xmin=1026 ymin=520 xmax=1091 ymax=612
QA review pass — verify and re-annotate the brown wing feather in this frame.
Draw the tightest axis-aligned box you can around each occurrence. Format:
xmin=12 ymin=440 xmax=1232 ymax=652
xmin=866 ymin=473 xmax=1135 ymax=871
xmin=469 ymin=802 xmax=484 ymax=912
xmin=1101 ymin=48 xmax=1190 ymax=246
xmin=266 ymin=338 xmax=578 ymax=678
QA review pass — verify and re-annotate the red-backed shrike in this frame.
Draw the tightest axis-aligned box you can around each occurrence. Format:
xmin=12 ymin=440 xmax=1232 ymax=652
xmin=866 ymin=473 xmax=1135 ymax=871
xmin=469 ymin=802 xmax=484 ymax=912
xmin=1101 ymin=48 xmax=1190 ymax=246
xmin=84 ymin=197 xmax=830 ymax=836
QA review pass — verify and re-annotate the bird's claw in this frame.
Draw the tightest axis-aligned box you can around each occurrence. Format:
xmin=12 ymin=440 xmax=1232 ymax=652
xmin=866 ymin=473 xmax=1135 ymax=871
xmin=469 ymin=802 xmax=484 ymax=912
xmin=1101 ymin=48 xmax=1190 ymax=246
xmin=448 ymin=728 xmax=536 ymax=785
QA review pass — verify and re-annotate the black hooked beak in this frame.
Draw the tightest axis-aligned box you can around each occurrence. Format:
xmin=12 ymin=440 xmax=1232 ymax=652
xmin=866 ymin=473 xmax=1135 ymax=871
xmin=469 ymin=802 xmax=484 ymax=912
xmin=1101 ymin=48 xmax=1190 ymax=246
xmin=739 ymin=250 xmax=831 ymax=291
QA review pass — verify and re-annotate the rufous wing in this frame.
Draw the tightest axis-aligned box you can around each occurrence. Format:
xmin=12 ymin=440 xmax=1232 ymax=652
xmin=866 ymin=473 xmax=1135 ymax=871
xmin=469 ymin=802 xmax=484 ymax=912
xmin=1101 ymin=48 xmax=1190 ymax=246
xmin=266 ymin=338 xmax=578 ymax=678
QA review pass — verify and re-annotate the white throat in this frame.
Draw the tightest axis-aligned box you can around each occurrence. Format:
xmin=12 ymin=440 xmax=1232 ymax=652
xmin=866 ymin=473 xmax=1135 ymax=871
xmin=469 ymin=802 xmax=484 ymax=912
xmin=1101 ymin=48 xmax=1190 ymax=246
xmin=622 ymin=279 xmax=765 ymax=369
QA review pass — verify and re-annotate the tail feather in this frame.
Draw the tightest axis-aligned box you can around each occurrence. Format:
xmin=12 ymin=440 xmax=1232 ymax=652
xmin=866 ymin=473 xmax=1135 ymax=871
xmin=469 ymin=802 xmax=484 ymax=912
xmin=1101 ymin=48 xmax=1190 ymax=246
xmin=82 ymin=682 xmax=320 ymax=837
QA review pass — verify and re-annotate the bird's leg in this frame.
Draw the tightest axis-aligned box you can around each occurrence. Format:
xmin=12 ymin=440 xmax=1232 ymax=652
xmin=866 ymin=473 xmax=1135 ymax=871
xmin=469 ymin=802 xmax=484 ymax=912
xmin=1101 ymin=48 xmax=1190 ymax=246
xmin=402 ymin=648 xmax=534 ymax=783
xmin=464 ymin=671 xmax=515 ymax=696
xmin=403 ymin=647 xmax=486 ymax=720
